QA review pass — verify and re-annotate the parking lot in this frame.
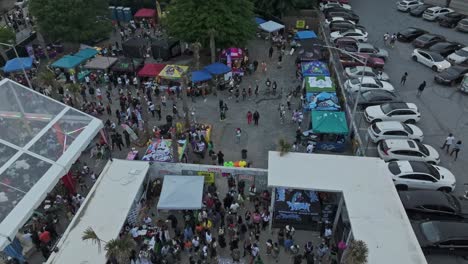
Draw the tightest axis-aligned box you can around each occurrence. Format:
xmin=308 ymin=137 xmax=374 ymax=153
xmin=346 ymin=0 xmax=468 ymax=263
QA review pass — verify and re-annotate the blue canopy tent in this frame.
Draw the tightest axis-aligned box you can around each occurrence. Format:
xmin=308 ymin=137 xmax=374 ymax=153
xmin=191 ymin=70 xmax=212 ymax=83
xmin=295 ymin=30 xmax=317 ymax=40
xmin=51 ymin=55 xmax=85 ymax=69
xmin=74 ymin=48 xmax=98 ymax=60
xmin=204 ymin=62 xmax=231 ymax=75
xmin=3 ymin=57 xmax=33 ymax=73
xmin=3 ymin=238 xmax=25 ymax=263
xmin=255 ymin=17 xmax=266 ymax=25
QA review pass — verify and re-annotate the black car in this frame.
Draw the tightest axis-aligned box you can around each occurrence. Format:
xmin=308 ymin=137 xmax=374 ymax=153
xmin=410 ymin=4 xmax=433 ymax=17
xmin=329 ymin=21 xmax=366 ymax=33
xmin=398 ymin=190 xmax=466 ymax=220
xmin=412 ymin=34 xmax=445 ymax=48
xmin=397 ymin=27 xmax=428 ymax=42
xmin=323 ymin=7 xmax=354 ymax=16
xmin=435 ymin=66 xmax=468 ymax=85
xmin=326 ymin=11 xmax=360 ymax=23
xmin=412 ymin=220 xmax=468 ymax=256
xmin=439 ymin=12 xmax=466 ymax=28
xmin=428 ymin=42 xmax=463 ymax=57
xmin=356 ymin=90 xmax=400 ymax=109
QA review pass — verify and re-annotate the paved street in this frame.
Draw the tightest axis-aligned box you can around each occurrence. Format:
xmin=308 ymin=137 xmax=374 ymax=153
xmin=349 ymin=0 xmax=468 ymax=263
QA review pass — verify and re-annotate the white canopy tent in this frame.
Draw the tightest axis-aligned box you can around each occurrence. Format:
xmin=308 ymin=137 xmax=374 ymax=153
xmin=47 ymin=159 xmax=149 ymax=264
xmin=0 ymin=78 xmax=103 ymax=250
xmin=268 ymin=151 xmax=427 ymax=264
xmin=157 ymin=175 xmax=204 ymax=210
xmin=259 ymin=20 xmax=285 ymax=33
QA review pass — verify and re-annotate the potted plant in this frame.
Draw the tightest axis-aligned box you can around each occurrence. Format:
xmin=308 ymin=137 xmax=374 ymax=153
xmin=82 ymin=227 xmax=136 ymax=264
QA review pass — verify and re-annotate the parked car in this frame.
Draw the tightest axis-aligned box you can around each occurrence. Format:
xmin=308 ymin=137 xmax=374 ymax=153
xmin=343 ymin=43 xmax=388 ymax=60
xmin=330 ymin=29 xmax=368 ymax=42
xmin=335 ymin=36 xmax=358 ymax=48
xmin=438 ymin=12 xmax=466 ymax=28
xmin=387 ymin=161 xmax=454 ymax=191
xmin=378 ymin=140 xmax=440 ymax=164
xmin=354 ymin=90 xmax=400 ymax=109
xmin=456 ymin=18 xmax=468 ymax=32
xmin=320 ymin=1 xmax=351 ymax=11
xmin=329 ymin=21 xmax=366 ymax=33
xmin=399 ymin=190 xmax=466 ymax=220
xmin=428 ymin=42 xmax=463 ymax=57
xmin=412 ymin=220 xmax=468 ymax=255
xmin=345 ymin=66 xmax=390 ymax=81
xmin=345 ymin=77 xmax=394 ymax=93
xmin=339 ymin=53 xmax=385 ymax=69
xmin=397 ymin=27 xmax=428 ymax=42
xmin=410 ymin=4 xmax=433 ymax=17
xmin=368 ymin=121 xmax=423 ymax=143
xmin=323 ymin=7 xmax=354 ymax=16
xmin=326 ymin=11 xmax=360 ymax=23
xmin=320 ymin=0 xmax=349 ymax=3
xmin=435 ymin=66 xmax=468 ymax=86
xmin=423 ymin=6 xmax=454 ymax=21
xmin=364 ymin=102 xmax=421 ymax=123
xmin=412 ymin=34 xmax=445 ymax=48
xmin=411 ymin=49 xmax=451 ymax=72
xmin=397 ymin=0 xmax=423 ymax=12
xmin=447 ymin=47 xmax=468 ymax=65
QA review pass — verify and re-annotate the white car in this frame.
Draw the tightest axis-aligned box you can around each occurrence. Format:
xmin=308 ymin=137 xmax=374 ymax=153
xmin=325 ymin=17 xmax=351 ymax=25
xmin=447 ymin=47 xmax=468 ymax=65
xmin=330 ymin=29 xmax=368 ymax=42
xmin=386 ymin=161 xmax=456 ymax=192
xmin=423 ymin=6 xmax=454 ymax=21
xmin=320 ymin=1 xmax=352 ymax=11
xmin=364 ymin=102 xmax=421 ymax=123
xmin=397 ymin=0 xmax=423 ymax=12
xmin=367 ymin=121 xmax=424 ymax=143
xmin=378 ymin=139 xmax=440 ymax=164
xmin=345 ymin=77 xmax=394 ymax=93
xmin=411 ymin=49 xmax=451 ymax=72
xmin=345 ymin=66 xmax=390 ymax=81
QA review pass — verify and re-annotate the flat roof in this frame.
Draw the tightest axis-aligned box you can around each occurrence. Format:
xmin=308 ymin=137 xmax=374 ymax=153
xmin=268 ymin=151 xmax=427 ymax=264
xmin=46 ymin=159 xmax=149 ymax=264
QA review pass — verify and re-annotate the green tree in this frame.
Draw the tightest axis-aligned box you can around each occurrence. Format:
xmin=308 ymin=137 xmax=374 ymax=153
xmin=254 ymin=0 xmax=297 ymax=18
xmin=165 ymin=0 xmax=256 ymax=62
xmin=29 ymin=0 xmax=112 ymax=43
xmin=344 ymin=240 xmax=369 ymax=264
xmin=0 ymin=26 xmax=15 ymax=61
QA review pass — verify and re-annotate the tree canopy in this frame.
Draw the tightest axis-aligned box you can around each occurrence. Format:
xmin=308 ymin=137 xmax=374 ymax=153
xmin=254 ymin=0 xmax=317 ymax=18
xmin=165 ymin=0 xmax=256 ymax=48
xmin=30 ymin=0 xmax=112 ymax=43
xmin=0 ymin=26 xmax=15 ymax=44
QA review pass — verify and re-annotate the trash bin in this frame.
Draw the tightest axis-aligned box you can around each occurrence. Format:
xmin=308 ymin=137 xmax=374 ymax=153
xmin=241 ymin=149 xmax=247 ymax=159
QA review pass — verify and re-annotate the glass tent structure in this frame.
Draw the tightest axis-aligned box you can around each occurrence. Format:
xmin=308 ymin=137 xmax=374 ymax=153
xmin=0 ymin=78 xmax=103 ymax=249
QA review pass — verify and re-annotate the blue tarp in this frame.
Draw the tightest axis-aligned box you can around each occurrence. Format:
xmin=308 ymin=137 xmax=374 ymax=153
xmin=74 ymin=48 xmax=98 ymax=60
xmin=3 ymin=57 xmax=33 ymax=73
xmin=295 ymin=31 xmax=317 ymax=40
xmin=255 ymin=17 xmax=266 ymax=25
xmin=51 ymin=55 xmax=85 ymax=69
xmin=204 ymin=62 xmax=231 ymax=75
xmin=191 ymin=70 xmax=212 ymax=83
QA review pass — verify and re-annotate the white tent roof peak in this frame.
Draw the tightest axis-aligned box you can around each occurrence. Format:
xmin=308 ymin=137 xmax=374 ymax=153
xmin=259 ymin=20 xmax=285 ymax=33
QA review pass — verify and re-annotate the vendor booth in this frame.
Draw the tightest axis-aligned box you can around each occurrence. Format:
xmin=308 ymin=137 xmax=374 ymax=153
xmin=301 ymin=61 xmax=330 ymax=77
xmin=157 ymin=64 xmax=188 ymax=92
xmin=111 ymin=58 xmax=143 ymax=73
xmin=296 ymin=39 xmax=329 ymax=62
xmin=204 ymin=62 xmax=231 ymax=90
xmin=83 ymin=56 xmax=118 ymax=71
xmin=311 ymin=111 xmax=348 ymax=152
xmin=74 ymin=48 xmax=98 ymax=60
xmin=191 ymin=70 xmax=212 ymax=93
xmin=294 ymin=30 xmax=317 ymax=40
xmin=137 ymin=63 xmax=166 ymax=78
xmin=51 ymin=55 xmax=85 ymax=69
xmin=157 ymin=175 xmax=204 ymax=210
xmin=220 ymin=48 xmax=244 ymax=76
xmin=134 ymin=8 xmax=156 ymax=26
xmin=141 ymin=138 xmax=187 ymax=162
xmin=255 ymin=17 xmax=266 ymax=25
xmin=259 ymin=20 xmax=285 ymax=33
xmin=3 ymin=57 xmax=33 ymax=73
xmin=151 ymin=38 xmax=181 ymax=61
xmin=304 ymin=76 xmax=340 ymax=111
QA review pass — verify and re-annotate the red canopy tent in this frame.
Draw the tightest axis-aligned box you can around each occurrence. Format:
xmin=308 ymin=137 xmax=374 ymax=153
xmin=138 ymin=63 xmax=166 ymax=77
xmin=134 ymin=8 xmax=156 ymax=18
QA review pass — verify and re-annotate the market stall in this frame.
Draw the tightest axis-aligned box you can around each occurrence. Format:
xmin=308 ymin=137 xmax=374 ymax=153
xmin=74 ymin=48 xmax=98 ymax=60
xmin=301 ymin=61 xmax=330 ymax=77
xmin=111 ymin=58 xmax=143 ymax=74
xmin=311 ymin=111 xmax=348 ymax=152
xmin=133 ymin=8 xmax=156 ymax=26
xmin=51 ymin=55 xmax=87 ymax=83
xmin=83 ymin=56 xmax=118 ymax=71
xmin=141 ymin=138 xmax=187 ymax=162
xmin=220 ymin=48 xmax=245 ymax=76
xmin=190 ymin=70 xmax=212 ymax=93
xmin=296 ymin=39 xmax=329 ymax=62
xmin=137 ymin=63 xmax=166 ymax=78
xmin=3 ymin=57 xmax=33 ymax=73
xmin=294 ymin=30 xmax=317 ymax=40
xmin=157 ymin=64 xmax=188 ymax=93
xmin=157 ymin=175 xmax=204 ymax=210
xmin=303 ymin=76 xmax=340 ymax=111
xmin=259 ymin=20 xmax=285 ymax=33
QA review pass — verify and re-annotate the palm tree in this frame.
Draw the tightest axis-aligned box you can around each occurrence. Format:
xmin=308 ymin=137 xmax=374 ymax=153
xmin=278 ymin=138 xmax=292 ymax=156
xmin=82 ymin=227 xmax=136 ymax=264
xmin=343 ymin=240 xmax=368 ymax=264
xmin=65 ymin=83 xmax=82 ymax=106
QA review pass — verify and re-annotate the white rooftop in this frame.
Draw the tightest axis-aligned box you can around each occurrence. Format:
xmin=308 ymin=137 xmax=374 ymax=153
xmin=0 ymin=78 xmax=103 ymax=249
xmin=268 ymin=151 xmax=427 ymax=264
xmin=47 ymin=159 xmax=149 ymax=264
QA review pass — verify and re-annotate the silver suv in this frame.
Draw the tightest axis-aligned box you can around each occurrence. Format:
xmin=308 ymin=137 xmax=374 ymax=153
xmin=457 ymin=18 xmax=468 ymax=33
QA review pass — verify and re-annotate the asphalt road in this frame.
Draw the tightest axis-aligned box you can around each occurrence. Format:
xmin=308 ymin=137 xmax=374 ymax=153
xmin=347 ymin=0 xmax=468 ymax=263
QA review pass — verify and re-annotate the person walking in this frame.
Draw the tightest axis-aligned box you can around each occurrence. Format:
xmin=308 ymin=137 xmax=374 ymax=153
xmin=400 ymin=72 xmax=408 ymax=85
xmin=155 ymin=104 xmax=162 ymax=121
xmin=148 ymin=101 xmax=155 ymax=117
xmin=242 ymin=88 xmax=247 ymax=101
xmin=268 ymin=46 xmax=274 ymax=59
xmin=416 ymin=81 xmax=426 ymax=97
xmin=253 ymin=111 xmax=260 ymax=126
xmin=261 ymin=61 xmax=267 ymax=73
xmin=247 ymin=111 xmax=253 ymax=125
xmin=236 ymin=128 xmax=242 ymax=144
xmin=277 ymin=54 xmax=283 ymax=68
xmin=450 ymin=141 xmax=462 ymax=161
xmin=217 ymin=151 xmax=225 ymax=165
xmin=390 ymin=33 xmax=397 ymax=48
xmin=235 ymin=89 xmax=240 ymax=103
xmin=383 ymin=32 xmax=390 ymax=46
xmin=172 ymin=104 xmax=180 ymax=118
xmin=123 ymin=130 xmax=131 ymax=148
xmin=254 ymin=83 xmax=259 ymax=98
xmin=441 ymin=133 xmax=455 ymax=153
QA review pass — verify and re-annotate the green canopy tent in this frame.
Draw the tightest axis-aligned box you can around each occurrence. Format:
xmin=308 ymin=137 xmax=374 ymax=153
xmin=311 ymin=111 xmax=348 ymax=152
xmin=111 ymin=58 xmax=144 ymax=73
xmin=74 ymin=48 xmax=98 ymax=60
xmin=51 ymin=55 xmax=86 ymax=69
xmin=304 ymin=76 xmax=335 ymax=93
